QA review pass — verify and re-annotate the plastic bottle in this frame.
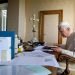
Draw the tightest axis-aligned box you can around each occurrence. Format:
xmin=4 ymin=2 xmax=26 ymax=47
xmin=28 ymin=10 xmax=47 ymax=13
xmin=18 ymin=37 xmax=23 ymax=53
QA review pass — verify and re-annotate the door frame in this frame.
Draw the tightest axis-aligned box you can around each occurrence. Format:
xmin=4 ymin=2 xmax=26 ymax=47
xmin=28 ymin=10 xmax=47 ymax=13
xmin=38 ymin=10 xmax=63 ymax=44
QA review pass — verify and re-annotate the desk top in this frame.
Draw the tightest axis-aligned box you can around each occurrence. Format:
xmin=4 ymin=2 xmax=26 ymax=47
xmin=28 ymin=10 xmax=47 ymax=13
xmin=0 ymin=65 xmax=51 ymax=75
xmin=0 ymin=51 xmax=59 ymax=75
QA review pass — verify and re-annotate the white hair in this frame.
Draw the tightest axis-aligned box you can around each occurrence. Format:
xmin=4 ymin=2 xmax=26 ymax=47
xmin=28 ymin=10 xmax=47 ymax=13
xmin=58 ymin=21 xmax=70 ymax=29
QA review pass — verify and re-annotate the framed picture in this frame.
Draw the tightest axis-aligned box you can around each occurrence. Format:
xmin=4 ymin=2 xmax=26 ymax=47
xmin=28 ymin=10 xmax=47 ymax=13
xmin=0 ymin=31 xmax=15 ymax=63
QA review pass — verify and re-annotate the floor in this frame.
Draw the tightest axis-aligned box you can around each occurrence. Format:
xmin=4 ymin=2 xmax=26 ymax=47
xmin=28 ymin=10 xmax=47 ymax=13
xmin=58 ymin=61 xmax=75 ymax=75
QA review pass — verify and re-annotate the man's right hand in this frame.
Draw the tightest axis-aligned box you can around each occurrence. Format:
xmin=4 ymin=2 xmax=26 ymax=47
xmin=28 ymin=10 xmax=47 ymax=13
xmin=51 ymin=47 xmax=62 ymax=53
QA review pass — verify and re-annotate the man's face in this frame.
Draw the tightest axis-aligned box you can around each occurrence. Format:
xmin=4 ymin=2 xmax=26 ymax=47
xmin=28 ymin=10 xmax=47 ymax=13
xmin=59 ymin=27 xmax=70 ymax=37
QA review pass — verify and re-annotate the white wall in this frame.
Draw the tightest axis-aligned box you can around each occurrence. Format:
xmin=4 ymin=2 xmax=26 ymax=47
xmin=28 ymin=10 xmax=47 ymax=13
xmin=18 ymin=0 xmax=26 ymax=41
xmin=25 ymin=0 xmax=34 ymax=41
xmin=25 ymin=0 xmax=75 ymax=44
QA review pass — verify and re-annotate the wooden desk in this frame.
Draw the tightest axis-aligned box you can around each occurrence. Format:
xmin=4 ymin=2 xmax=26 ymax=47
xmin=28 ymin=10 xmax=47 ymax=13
xmin=21 ymin=50 xmax=59 ymax=75
xmin=44 ymin=66 xmax=57 ymax=75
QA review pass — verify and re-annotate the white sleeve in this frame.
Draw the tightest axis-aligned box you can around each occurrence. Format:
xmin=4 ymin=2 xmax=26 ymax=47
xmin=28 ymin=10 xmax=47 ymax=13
xmin=61 ymin=49 xmax=75 ymax=58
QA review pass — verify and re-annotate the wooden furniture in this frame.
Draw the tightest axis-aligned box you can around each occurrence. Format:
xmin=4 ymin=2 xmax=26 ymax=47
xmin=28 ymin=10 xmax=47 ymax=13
xmin=60 ymin=58 xmax=70 ymax=75
xmin=44 ymin=51 xmax=75 ymax=75
xmin=58 ymin=54 xmax=75 ymax=75
xmin=23 ymin=43 xmax=59 ymax=75
xmin=21 ymin=51 xmax=58 ymax=75
xmin=45 ymin=66 xmax=57 ymax=75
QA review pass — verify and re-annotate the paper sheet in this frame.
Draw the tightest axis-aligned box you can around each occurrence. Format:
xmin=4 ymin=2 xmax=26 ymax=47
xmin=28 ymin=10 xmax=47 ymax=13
xmin=11 ymin=51 xmax=59 ymax=67
xmin=0 ymin=37 xmax=11 ymax=63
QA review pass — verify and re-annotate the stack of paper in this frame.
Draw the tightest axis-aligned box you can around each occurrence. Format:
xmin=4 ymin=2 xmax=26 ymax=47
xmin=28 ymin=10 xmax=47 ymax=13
xmin=11 ymin=51 xmax=59 ymax=67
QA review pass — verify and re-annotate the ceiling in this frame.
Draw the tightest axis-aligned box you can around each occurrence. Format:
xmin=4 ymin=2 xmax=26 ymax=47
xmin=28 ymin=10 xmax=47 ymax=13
xmin=0 ymin=0 xmax=8 ymax=3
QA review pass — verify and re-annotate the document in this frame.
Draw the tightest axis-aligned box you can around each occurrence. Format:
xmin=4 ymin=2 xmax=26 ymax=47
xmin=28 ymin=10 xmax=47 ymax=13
xmin=0 ymin=37 xmax=11 ymax=64
xmin=11 ymin=51 xmax=59 ymax=67
xmin=33 ymin=46 xmax=44 ymax=50
xmin=33 ymin=45 xmax=55 ymax=52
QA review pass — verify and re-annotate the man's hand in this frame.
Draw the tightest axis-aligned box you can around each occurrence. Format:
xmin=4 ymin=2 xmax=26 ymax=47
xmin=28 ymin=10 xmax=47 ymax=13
xmin=51 ymin=47 xmax=62 ymax=53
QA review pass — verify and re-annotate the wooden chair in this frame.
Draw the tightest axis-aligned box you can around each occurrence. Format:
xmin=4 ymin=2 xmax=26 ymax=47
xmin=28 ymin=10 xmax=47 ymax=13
xmin=57 ymin=54 xmax=75 ymax=75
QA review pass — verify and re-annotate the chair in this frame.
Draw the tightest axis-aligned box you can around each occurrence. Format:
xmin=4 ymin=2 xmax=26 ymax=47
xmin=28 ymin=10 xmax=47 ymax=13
xmin=57 ymin=54 xmax=75 ymax=75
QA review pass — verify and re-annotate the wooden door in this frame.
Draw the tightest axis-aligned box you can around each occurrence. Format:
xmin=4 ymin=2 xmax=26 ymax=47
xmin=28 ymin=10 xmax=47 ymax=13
xmin=38 ymin=10 xmax=63 ymax=45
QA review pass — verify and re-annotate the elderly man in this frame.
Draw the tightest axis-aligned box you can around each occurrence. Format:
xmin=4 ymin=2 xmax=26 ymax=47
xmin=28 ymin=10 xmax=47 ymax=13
xmin=52 ymin=22 xmax=75 ymax=75
xmin=53 ymin=21 xmax=75 ymax=58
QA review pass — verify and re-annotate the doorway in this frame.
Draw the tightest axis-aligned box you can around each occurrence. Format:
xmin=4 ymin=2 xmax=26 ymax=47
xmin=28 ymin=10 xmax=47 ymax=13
xmin=38 ymin=10 xmax=63 ymax=45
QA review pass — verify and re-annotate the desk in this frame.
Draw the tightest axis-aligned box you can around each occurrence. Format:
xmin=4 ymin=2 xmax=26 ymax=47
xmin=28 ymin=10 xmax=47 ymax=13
xmin=12 ymin=51 xmax=59 ymax=75
xmin=12 ymin=51 xmax=59 ymax=67
xmin=44 ymin=66 xmax=57 ymax=75
xmin=0 ymin=65 xmax=51 ymax=75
